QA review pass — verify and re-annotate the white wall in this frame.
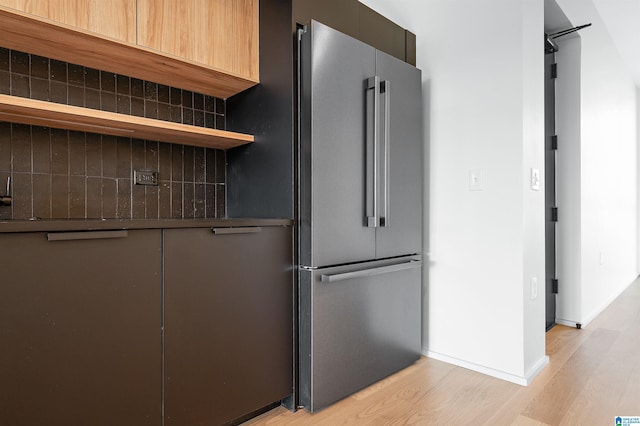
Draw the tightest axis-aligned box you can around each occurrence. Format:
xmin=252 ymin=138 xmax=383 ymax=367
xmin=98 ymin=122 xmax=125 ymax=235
xmin=360 ymin=0 xmax=547 ymax=384
xmin=555 ymin=0 xmax=638 ymax=327
xmin=521 ymin=0 xmax=547 ymax=377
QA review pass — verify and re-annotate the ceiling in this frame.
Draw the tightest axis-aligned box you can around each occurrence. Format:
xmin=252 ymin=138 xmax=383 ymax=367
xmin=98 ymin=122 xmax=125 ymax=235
xmin=591 ymin=0 xmax=640 ymax=87
xmin=544 ymin=0 xmax=572 ymax=34
xmin=545 ymin=0 xmax=640 ymax=87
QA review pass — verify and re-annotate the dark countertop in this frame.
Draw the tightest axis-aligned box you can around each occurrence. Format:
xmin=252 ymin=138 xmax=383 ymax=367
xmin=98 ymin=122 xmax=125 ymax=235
xmin=0 ymin=218 xmax=292 ymax=233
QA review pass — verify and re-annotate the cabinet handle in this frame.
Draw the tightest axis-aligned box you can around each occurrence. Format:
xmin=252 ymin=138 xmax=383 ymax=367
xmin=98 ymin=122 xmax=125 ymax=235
xmin=47 ymin=230 xmax=128 ymax=241
xmin=211 ymin=227 xmax=262 ymax=235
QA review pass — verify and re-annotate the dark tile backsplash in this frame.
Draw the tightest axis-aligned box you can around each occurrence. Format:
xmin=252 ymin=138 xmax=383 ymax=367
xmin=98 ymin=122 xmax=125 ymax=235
xmin=0 ymin=47 xmax=227 ymax=220
xmin=0 ymin=123 xmax=226 ymax=220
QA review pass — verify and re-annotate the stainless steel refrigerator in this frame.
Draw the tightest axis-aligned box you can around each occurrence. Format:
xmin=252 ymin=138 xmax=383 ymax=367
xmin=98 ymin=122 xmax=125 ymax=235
xmin=298 ymin=20 xmax=423 ymax=412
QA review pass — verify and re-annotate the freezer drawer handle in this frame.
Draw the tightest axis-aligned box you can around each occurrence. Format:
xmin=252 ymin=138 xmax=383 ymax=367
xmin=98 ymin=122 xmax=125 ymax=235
xmin=321 ymin=260 xmax=422 ymax=283
xmin=47 ymin=230 xmax=128 ymax=241
xmin=211 ymin=227 xmax=262 ymax=235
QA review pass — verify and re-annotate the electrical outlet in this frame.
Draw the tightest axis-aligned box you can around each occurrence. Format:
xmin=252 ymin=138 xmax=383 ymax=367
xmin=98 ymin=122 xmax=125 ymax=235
xmin=531 ymin=277 xmax=538 ymax=300
xmin=134 ymin=170 xmax=158 ymax=186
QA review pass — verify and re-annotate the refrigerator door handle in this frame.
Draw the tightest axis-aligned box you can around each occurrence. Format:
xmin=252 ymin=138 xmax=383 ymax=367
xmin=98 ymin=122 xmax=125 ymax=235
xmin=380 ymin=80 xmax=391 ymax=227
xmin=366 ymin=76 xmax=380 ymax=228
xmin=321 ymin=260 xmax=422 ymax=283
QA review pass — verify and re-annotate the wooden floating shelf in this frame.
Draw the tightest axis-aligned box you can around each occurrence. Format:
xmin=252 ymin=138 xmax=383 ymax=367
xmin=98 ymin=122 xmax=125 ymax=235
xmin=0 ymin=95 xmax=254 ymax=150
xmin=0 ymin=6 xmax=258 ymax=99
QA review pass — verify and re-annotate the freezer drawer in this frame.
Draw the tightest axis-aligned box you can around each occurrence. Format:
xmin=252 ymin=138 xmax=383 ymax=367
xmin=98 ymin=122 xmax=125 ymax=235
xmin=299 ymin=256 xmax=422 ymax=412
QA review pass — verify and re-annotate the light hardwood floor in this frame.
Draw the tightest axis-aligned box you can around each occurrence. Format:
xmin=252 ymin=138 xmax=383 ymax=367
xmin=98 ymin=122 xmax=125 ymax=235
xmin=244 ymin=278 xmax=640 ymax=425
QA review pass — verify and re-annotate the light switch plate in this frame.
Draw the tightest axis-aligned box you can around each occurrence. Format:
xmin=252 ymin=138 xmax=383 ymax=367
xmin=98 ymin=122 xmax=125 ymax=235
xmin=469 ymin=169 xmax=482 ymax=191
xmin=531 ymin=277 xmax=538 ymax=300
xmin=531 ymin=168 xmax=541 ymax=191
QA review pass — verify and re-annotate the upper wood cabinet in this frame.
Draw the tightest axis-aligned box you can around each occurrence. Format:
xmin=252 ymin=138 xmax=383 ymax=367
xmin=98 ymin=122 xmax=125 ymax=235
xmin=137 ymin=0 xmax=259 ymax=82
xmin=0 ymin=0 xmax=258 ymax=98
xmin=0 ymin=0 xmax=136 ymax=43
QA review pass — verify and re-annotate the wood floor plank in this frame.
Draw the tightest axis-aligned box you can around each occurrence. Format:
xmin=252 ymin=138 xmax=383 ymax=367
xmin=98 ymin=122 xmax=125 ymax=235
xmin=522 ymin=328 xmax=619 ymax=424
xmin=385 ymin=369 xmax=518 ymax=425
xmin=350 ymin=358 xmax=432 ymax=401
xmin=511 ymin=415 xmax=552 ymax=426
xmin=481 ymin=325 xmax=593 ymax=425
xmin=559 ymin=299 xmax=640 ymax=425
xmin=617 ymin=364 xmax=640 ymax=414
xmin=587 ymin=280 xmax=640 ymax=332
xmin=545 ymin=324 xmax=593 ymax=358
xmin=304 ymin=358 xmax=457 ymax=426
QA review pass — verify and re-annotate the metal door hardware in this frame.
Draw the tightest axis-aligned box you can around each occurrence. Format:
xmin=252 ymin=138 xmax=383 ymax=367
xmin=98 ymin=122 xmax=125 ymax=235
xmin=321 ymin=260 xmax=422 ymax=283
xmin=366 ymin=77 xmax=391 ymax=228
xmin=366 ymin=76 xmax=380 ymax=228
xmin=380 ymin=79 xmax=390 ymax=227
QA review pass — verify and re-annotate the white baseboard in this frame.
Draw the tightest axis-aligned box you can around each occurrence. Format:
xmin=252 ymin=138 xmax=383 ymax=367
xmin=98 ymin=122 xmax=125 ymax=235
xmin=423 ymin=350 xmax=549 ymax=386
xmin=556 ymin=276 xmax=638 ymax=329
xmin=556 ymin=318 xmax=579 ymax=328
xmin=525 ymin=355 xmax=550 ymax=384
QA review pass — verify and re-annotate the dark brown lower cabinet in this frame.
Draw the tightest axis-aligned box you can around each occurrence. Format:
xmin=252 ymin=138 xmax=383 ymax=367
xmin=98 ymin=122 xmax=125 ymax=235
xmin=0 ymin=225 xmax=292 ymax=425
xmin=163 ymin=226 xmax=293 ymax=425
xmin=0 ymin=230 xmax=162 ymax=426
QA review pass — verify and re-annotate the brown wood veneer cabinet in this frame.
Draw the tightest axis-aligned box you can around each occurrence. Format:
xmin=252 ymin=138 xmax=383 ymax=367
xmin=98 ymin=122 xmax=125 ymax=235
xmin=0 ymin=0 xmax=136 ymax=43
xmin=0 ymin=0 xmax=259 ymax=99
xmin=138 ymin=0 xmax=259 ymax=84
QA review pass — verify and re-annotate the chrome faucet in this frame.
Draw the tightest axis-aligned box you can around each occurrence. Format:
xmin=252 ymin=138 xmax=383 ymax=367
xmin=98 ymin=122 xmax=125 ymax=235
xmin=0 ymin=176 xmax=11 ymax=206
